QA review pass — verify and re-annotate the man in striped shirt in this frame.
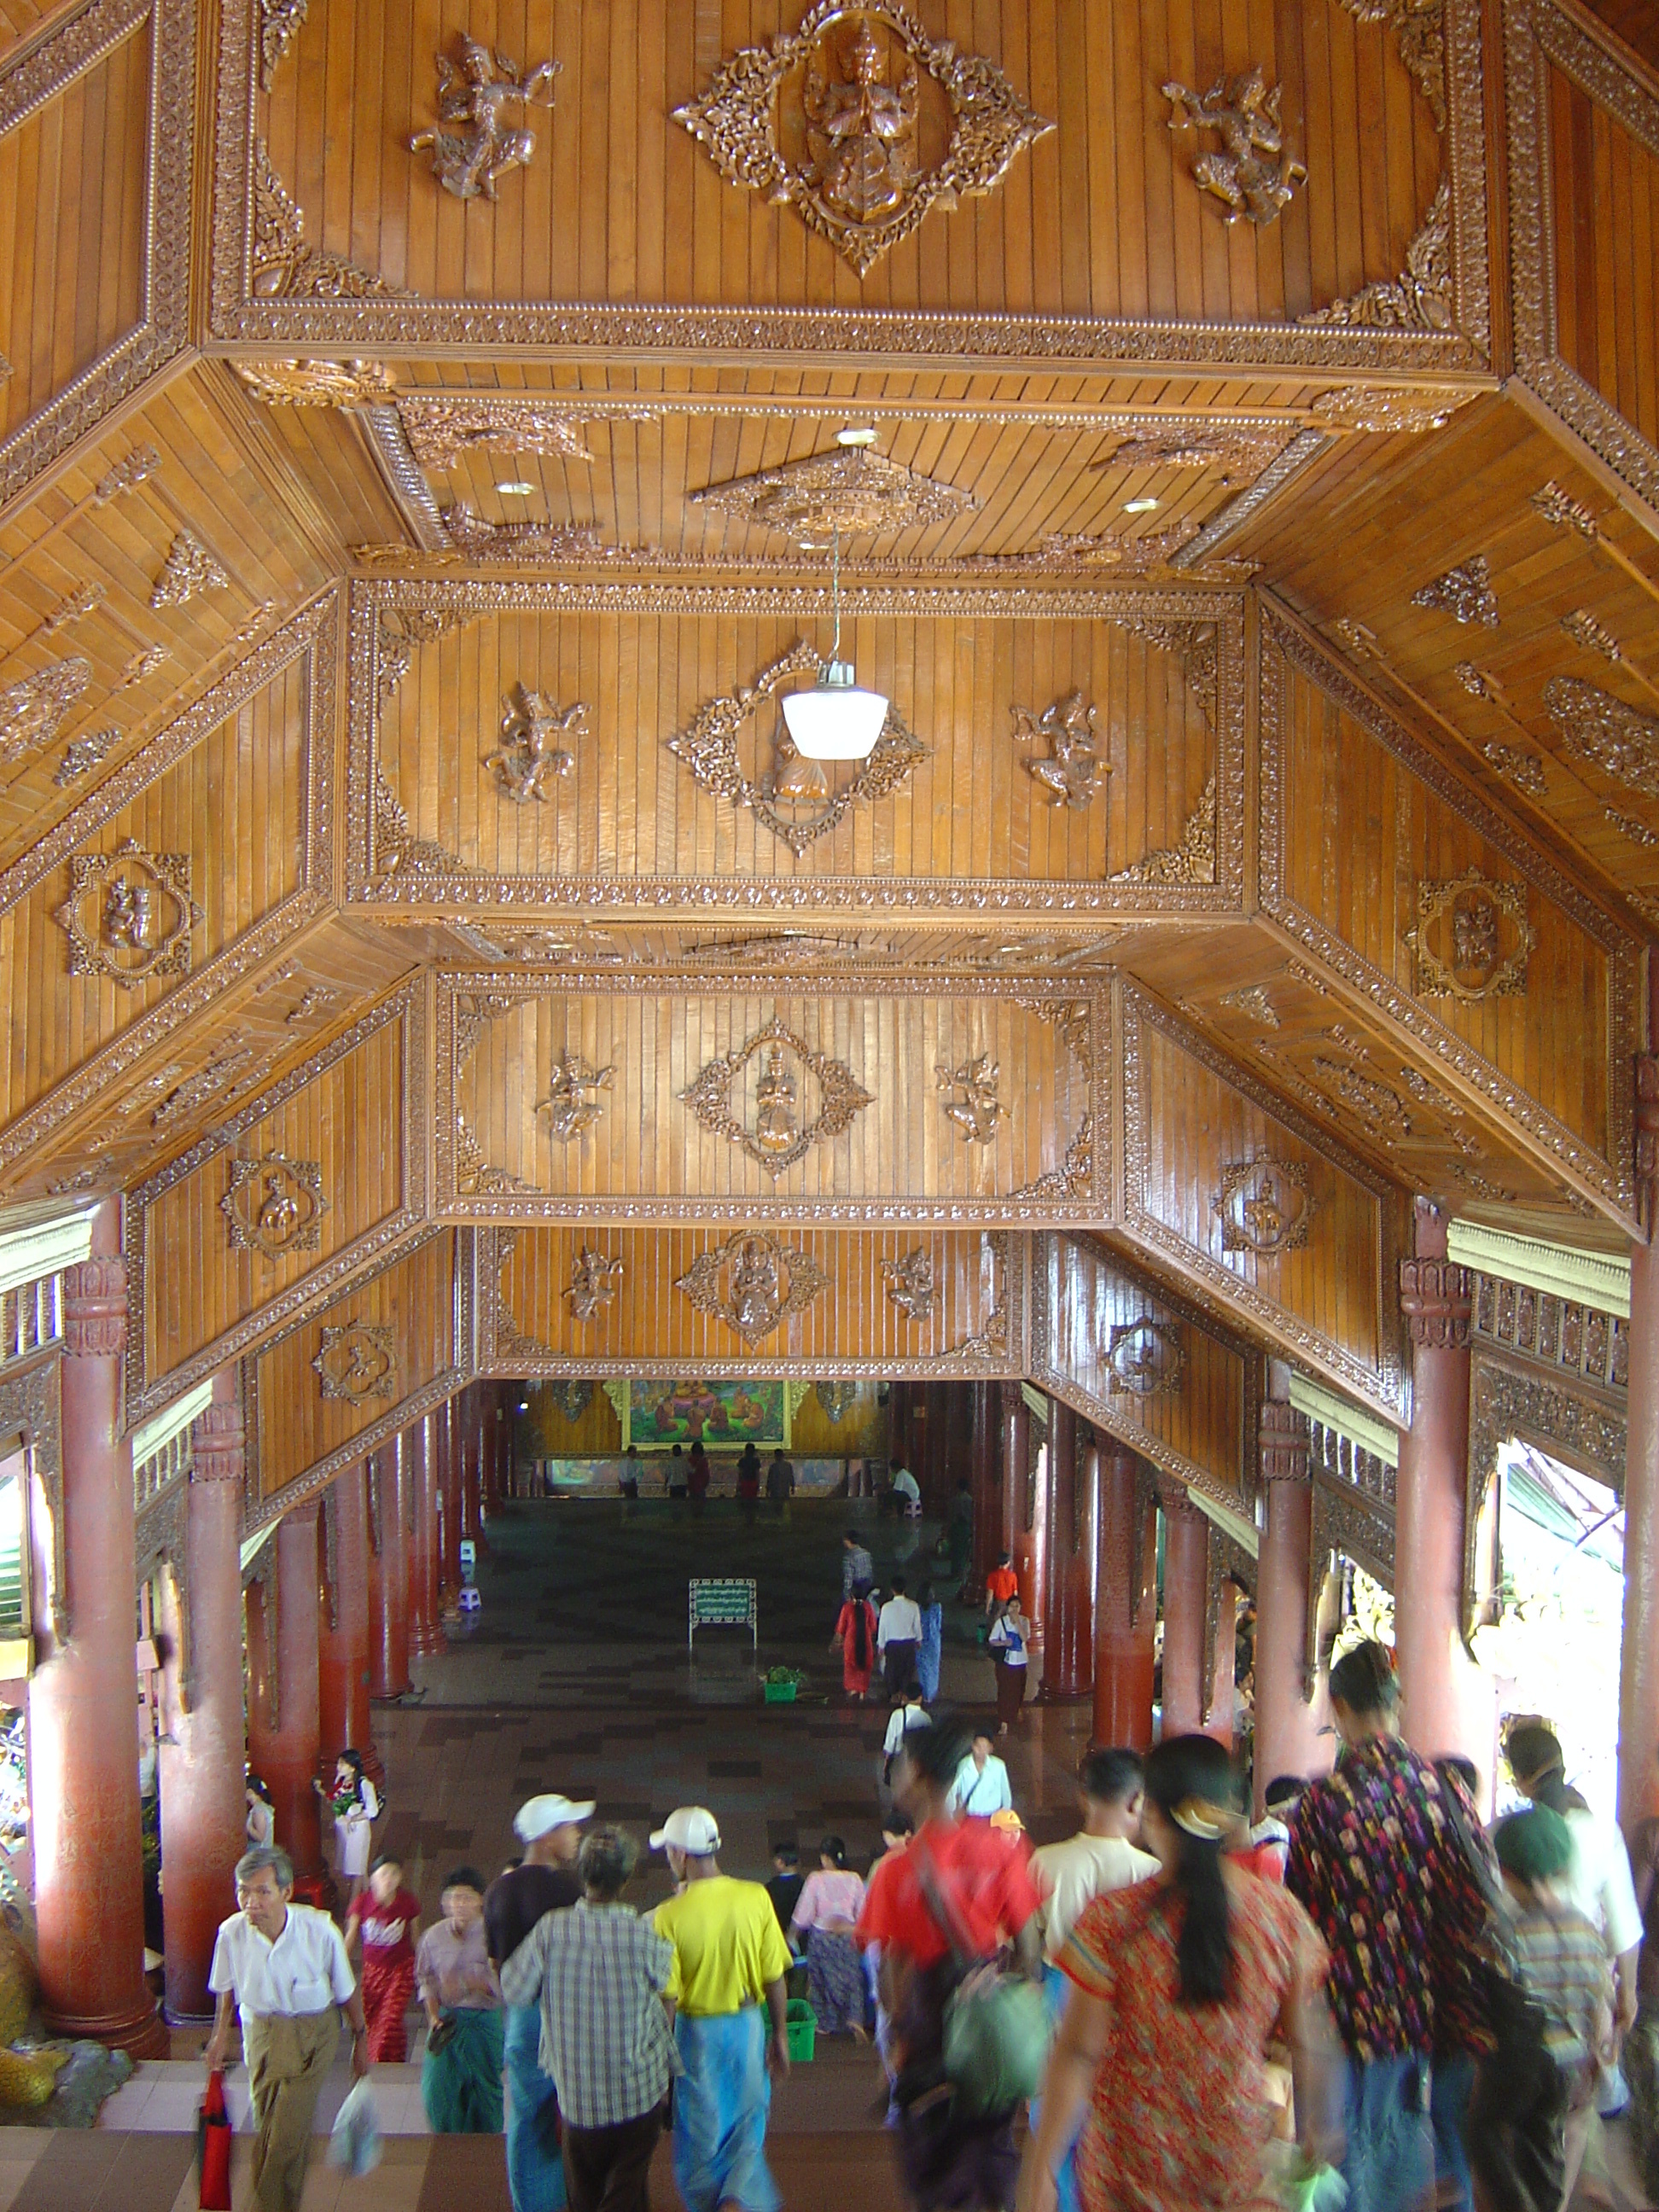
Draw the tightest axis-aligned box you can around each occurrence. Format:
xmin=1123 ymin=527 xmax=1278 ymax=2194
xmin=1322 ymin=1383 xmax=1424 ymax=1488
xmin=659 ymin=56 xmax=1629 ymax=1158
xmin=499 ymin=1826 xmax=676 ymax=2212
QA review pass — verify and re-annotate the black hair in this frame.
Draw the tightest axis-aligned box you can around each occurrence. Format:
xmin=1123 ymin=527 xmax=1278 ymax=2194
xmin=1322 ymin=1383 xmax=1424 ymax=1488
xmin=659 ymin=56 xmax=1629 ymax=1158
xmin=1080 ymin=1747 xmax=1144 ymax=1806
xmin=1263 ymin=1774 xmax=1307 ymax=1813
xmin=819 ymin=1835 xmax=847 ymax=1868
xmin=848 ymin=1592 xmax=871 ymax=1671
xmin=957 ymin=1476 xmax=971 ymax=1491
xmin=844 ymin=1529 xmax=864 ymax=1544
xmin=900 ymin=1713 xmax=972 ymax=1792
xmin=1143 ymin=1735 xmax=1237 ymax=2008
xmin=1505 ymin=1722 xmax=1589 ymax=1814
xmin=672 ymin=1443 xmax=683 ymax=1455
xmin=918 ymin=1582 xmax=935 ymax=1609
xmin=247 ymin=1773 xmax=274 ymax=1805
xmin=368 ymin=1852 xmax=402 ymax=1876
xmin=578 ymin=1826 xmax=638 ymax=1899
xmin=337 ymin=1747 xmax=365 ymax=1774
xmin=997 ymin=1550 xmax=1012 ymax=1566
xmin=891 ymin=1575 xmax=907 ymax=1595
xmin=772 ymin=1842 xmax=799 ymax=1867
xmin=443 ymin=1865 xmax=487 ymax=1896
xmin=1328 ymin=1639 xmax=1399 ymax=1718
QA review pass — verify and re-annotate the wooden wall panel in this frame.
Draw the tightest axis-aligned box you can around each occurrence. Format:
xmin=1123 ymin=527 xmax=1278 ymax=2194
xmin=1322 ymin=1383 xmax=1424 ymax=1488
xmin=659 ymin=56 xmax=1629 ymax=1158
xmin=129 ymin=991 xmax=421 ymax=1415
xmin=221 ymin=0 xmax=1469 ymax=360
xmin=245 ymin=1228 xmax=460 ymax=1515
xmin=442 ymin=983 xmax=1098 ymax=1221
xmin=521 ymin=1381 xmax=621 ymax=1458
xmin=480 ymin=1225 xmax=1020 ymax=1375
xmin=1260 ymin=611 xmax=1639 ymax=1220
xmin=1030 ymin=1230 xmax=1260 ymax=1504
xmin=1120 ymin=981 xmax=1407 ymax=1419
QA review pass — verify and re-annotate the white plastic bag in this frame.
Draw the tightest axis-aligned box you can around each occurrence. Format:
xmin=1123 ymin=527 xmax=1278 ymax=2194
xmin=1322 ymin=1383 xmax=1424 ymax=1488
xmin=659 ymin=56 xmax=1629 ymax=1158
xmin=328 ymin=2076 xmax=383 ymax=2176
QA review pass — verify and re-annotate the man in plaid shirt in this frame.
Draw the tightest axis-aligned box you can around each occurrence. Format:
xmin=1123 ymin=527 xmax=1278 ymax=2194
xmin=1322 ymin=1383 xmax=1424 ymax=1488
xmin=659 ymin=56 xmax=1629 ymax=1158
xmin=500 ymin=1826 xmax=677 ymax=2212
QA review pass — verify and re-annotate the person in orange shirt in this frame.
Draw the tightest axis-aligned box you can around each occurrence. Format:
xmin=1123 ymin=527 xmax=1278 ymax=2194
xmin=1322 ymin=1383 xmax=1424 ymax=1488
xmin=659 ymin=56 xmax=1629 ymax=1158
xmin=985 ymin=1551 xmax=1018 ymax=1616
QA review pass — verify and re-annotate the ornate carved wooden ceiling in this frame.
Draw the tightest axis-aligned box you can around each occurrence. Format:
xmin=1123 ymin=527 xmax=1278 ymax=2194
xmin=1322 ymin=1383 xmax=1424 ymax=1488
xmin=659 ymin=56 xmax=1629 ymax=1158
xmin=3 ymin=0 xmax=1656 ymax=1507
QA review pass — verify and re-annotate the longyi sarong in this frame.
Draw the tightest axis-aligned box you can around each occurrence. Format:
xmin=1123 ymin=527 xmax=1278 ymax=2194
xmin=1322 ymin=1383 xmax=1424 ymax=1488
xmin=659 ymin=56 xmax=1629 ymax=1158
xmin=422 ymin=2004 xmax=506 ymax=2134
xmin=672 ymin=2007 xmax=778 ymax=2212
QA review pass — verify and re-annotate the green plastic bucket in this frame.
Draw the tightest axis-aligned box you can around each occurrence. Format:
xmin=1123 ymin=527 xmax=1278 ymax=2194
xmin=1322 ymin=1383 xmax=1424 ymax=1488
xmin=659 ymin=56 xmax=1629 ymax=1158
xmin=785 ymin=1998 xmax=817 ymax=2063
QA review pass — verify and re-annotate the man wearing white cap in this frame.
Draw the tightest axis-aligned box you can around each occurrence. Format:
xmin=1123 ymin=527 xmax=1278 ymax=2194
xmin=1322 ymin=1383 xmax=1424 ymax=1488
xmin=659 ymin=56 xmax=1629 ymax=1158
xmin=651 ymin=1807 xmax=792 ymax=2212
xmin=486 ymin=1793 xmax=595 ymax=2212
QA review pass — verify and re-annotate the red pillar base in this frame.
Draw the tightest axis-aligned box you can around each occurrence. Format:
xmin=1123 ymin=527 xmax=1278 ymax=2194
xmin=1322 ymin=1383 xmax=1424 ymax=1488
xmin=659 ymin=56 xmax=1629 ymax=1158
xmin=44 ymin=2000 xmax=169 ymax=2059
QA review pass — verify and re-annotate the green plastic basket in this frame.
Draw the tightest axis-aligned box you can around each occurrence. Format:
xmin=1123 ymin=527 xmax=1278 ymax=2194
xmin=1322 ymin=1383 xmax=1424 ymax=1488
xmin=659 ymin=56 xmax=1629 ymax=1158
xmin=763 ymin=1679 xmax=798 ymax=1703
xmin=785 ymin=1999 xmax=817 ymax=2063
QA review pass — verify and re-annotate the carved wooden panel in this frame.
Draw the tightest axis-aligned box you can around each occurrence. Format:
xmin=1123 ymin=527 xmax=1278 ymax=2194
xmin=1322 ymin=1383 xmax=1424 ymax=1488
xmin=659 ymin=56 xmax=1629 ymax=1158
xmin=352 ymin=586 xmax=1240 ymax=914
xmin=478 ymin=1225 xmax=1022 ymax=1377
xmin=125 ymin=980 xmax=428 ymax=1420
xmin=1260 ymin=607 xmax=1640 ymax=1223
xmin=1118 ymin=979 xmax=1408 ymax=1419
xmin=0 ymin=0 xmax=194 ymax=508
xmin=1028 ymin=1229 xmax=1261 ymax=1509
xmin=439 ymin=980 xmax=1100 ymax=1222
xmin=212 ymin=0 xmax=1484 ymax=372
xmin=242 ymin=1227 xmax=464 ymax=1519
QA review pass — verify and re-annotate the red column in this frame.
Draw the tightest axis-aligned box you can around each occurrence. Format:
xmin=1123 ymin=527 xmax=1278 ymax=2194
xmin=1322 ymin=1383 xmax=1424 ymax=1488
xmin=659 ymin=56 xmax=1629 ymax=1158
xmin=1040 ymin=1398 xmax=1088 ymax=1700
xmin=30 ymin=1211 xmax=167 ymax=2054
xmin=1397 ymin=1201 xmax=1489 ymax=1767
xmin=1621 ymin=1049 xmax=1659 ymax=1834
xmin=318 ymin=1464 xmax=377 ymax=1785
xmin=408 ymin=1413 xmax=447 ymax=1659
xmin=157 ymin=1383 xmax=247 ymax=2022
xmin=1071 ymin=1427 xmax=1097 ymax=1704
xmin=966 ymin=1381 xmax=1000 ymax=1600
xmin=1254 ymin=1395 xmax=1329 ymax=1814
xmin=247 ymin=1505 xmax=323 ymax=1879
xmin=1159 ymin=1481 xmax=1209 ymax=1739
xmin=1208 ymin=1578 xmax=1240 ymax=1751
xmin=368 ymin=1439 xmax=411 ymax=1699
xmin=1000 ymin=1384 xmax=1035 ymax=1623
xmin=438 ymin=1395 xmax=462 ymax=1608
xmin=480 ymin=1388 xmax=502 ymax=1522
xmin=1092 ymin=1443 xmax=1155 ymax=1750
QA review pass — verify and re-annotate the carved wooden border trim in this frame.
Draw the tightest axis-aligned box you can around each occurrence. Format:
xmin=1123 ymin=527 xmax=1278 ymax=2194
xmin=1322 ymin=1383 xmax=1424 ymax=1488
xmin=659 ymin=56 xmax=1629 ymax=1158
xmin=436 ymin=974 xmax=1107 ymax=1225
xmin=1119 ymin=979 xmax=1409 ymax=1419
xmin=1311 ymin=1467 xmax=1395 ymax=1590
xmin=122 ymin=977 xmax=430 ymax=1424
xmin=0 ymin=595 xmax=340 ymax=1177
xmin=0 ymin=1348 xmax=63 ymax=1641
xmin=1259 ymin=602 xmax=1641 ymax=1222
xmin=1464 ymin=1342 xmax=1626 ymax=1632
xmin=0 ymin=0 xmax=195 ymax=517
xmin=1505 ymin=0 xmax=1659 ymax=515
xmin=346 ymin=578 xmax=1245 ymax=917
xmin=1446 ymin=0 xmax=1494 ymax=360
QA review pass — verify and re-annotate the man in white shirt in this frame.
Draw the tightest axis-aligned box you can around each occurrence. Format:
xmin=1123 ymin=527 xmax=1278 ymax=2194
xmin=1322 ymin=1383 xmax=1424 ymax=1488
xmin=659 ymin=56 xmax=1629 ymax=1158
xmin=205 ymin=1845 xmax=369 ymax=2211
xmin=888 ymin=1464 xmax=922 ymax=1517
xmin=951 ymin=1732 xmax=1014 ymax=1818
xmin=876 ymin=1575 xmax=923 ymax=1695
xmin=1029 ymin=1747 xmax=1156 ymax=1963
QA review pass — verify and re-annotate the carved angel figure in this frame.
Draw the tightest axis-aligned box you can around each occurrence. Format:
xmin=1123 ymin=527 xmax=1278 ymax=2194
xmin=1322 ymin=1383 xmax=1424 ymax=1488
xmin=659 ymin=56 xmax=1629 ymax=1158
xmin=256 ymin=1179 xmax=301 ymax=1243
xmin=566 ymin=1249 xmax=623 ymax=1324
xmin=803 ymin=20 xmax=920 ymax=225
xmin=1163 ymin=68 xmax=1307 ymax=227
xmin=730 ymin=1237 xmax=783 ymax=1340
xmin=409 ymin=36 xmax=559 ymax=202
xmin=936 ymin=1055 xmax=1006 ymax=1144
xmin=486 ymin=686 xmax=588 ymax=804
xmin=102 ymin=877 xmax=153 ymax=951
xmin=537 ymin=1053 xmax=614 ymax=1144
xmin=1451 ymin=890 xmax=1499 ymax=978
xmin=754 ymin=1044 xmax=799 ymax=1159
xmin=1012 ymin=692 xmax=1109 ymax=811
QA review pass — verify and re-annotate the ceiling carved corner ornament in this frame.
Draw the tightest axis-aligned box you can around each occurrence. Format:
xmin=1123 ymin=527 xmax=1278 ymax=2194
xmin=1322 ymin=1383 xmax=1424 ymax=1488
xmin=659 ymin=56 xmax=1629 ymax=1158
xmin=233 ymin=358 xmax=398 ymax=408
xmin=395 ymin=397 xmax=663 ymax=469
xmin=251 ymin=141 xmax=411 ymax=300
xmin=1411 ymin=553 xmax=1498 ymax=626
xmin=1301 ymin=180 xmax=1452 ymax=332
xmin=882 ymin=1248 xmax=936 ymax=1322
xmin=222 ymin=1154 xmax=329 ymax=1258
xmin=690 ymin=445 xmax=977 ymax=544
xmin=565 ymin=1249 xmax=623 ymax=1323
xmin=672 ymin=3 xmax=1053 ymax=276
xmin=485 ymin=688 xmax=591 ymax=805
xmin=1336 ymin=0 xmax=1448 ymax=124
xmin=667 ymin=640 xmax=927 ymax=858
xmin=258 ymin=0 xmax=306 ymax=90
xmin=945 ymin=1233 xmax=1011 ymax=1365
xmin=151 ymin=531 xmax=230 ymax=609
xmin=1544 ymin=678 xmax=1659 ymax=798
xmin=55 ymin=839 xmax=204 ymax=990
xmin=311 ymin=1322 xmax=398 ymax=1401
xmin=1109 ymin=774 xmax=1217 ymax=886
xmin=1012 ymin=694 xmax=1109 ymax=811
xmin=1214 ymin=1159 xmax=1314 ymax=1254
xmin=675 ymin=1231 xmax=830 ymax=1344
xmin=0 ymin=655 xmax=91 ymax=767
xmin=1010 ymin=1115 xmax=1094 ymax=1202
xmin=455 ymin=1114 xmax=536 ymax=1199
xmin=678 ymin=1017 xmax=873 ymax=1177
xmin=1109 ymin=614 xmax=1220 ymax=730
xmin=376 ymin=607 xmax=467 ymax=699
xmin=1406 ymin=870 xmax=1534 ymax=1001
xmin=1107 ymin=1317 xmax=1186 ymax=1397
xmin=1163 ymin=70 xmax=1307 ymax=227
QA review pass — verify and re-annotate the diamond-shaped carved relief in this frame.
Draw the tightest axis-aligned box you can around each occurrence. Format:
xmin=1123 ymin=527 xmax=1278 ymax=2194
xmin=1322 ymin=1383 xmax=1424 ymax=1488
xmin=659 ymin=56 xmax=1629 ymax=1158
xmin=690 ymin=445 xmax=975 ymax=544
xmin=55 ymin=840 xmax=205 ymax=991
xmin=311 ymin=1323 xmax=398 ymax=1401
xmin=678 ymin=1017 xmax=873 ymax=1177
xmin=222 ymin=1155 xmax=329 ymax=1259
xmin=675 ymin=1232 xmax=830 ymax=1345
xmin=1406 ymin=871 xmax=1534 ymax=1003
xmin=673 ymin=3 xmax=1052 ymax=276
xmin=1214 ymin=1160 xmax=1313 ymax=1254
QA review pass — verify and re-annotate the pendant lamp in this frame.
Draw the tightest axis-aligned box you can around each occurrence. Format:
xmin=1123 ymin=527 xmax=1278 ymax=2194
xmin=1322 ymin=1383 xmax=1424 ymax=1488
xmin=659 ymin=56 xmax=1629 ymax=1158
xmin=781 ymin=529 xmax=888 ymax=761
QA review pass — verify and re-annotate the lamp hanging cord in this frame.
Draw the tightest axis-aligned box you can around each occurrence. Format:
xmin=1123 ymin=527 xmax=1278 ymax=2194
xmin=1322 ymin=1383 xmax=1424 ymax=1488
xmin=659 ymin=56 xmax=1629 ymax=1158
xmin=830 ymin=527 xmax=841 ymax=665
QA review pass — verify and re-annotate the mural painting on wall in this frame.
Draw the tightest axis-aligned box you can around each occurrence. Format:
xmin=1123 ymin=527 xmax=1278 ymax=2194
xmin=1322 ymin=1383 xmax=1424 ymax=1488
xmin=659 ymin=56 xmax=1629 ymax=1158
xmin=627 ymin=1379 xmax=788 ymax=1451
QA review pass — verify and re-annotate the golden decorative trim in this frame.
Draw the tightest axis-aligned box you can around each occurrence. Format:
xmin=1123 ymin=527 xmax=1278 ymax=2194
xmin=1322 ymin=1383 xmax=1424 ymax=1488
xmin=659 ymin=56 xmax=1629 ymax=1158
xmin=679 ymin=1016 xmax=873 ymax=1177
xmin=233 ymin=358 xmax=397 ymax=407
xmin=1110 ymin=775 xmax=1217 ymax=885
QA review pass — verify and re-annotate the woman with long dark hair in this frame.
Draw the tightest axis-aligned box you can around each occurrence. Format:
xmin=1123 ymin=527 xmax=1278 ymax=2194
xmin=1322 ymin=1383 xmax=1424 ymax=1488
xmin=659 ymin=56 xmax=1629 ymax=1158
xmin=1019 ymin=1734 xmax=1340 ymax=2212
xmin=834 ymin=1582 xmax=878 ymax=1703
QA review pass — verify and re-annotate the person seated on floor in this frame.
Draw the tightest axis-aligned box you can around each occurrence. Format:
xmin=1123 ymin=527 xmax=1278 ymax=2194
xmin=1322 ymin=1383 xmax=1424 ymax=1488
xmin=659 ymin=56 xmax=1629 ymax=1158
xmin=888 ymin=1463 xmax=923 ymax=1518
xmin=766 ymin=1844 xmax=805 ymax=1945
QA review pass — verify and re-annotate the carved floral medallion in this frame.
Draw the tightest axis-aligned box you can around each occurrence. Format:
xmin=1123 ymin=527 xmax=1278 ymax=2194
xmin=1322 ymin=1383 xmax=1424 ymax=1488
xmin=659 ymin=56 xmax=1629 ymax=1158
xmin=675 ymin=1232 xmax=830 ymax=1344
xmin=1544 ymin=678 xmax=1659 ymax=798
xmin=55 ymin=839 xmax=205 ymax=990
xmin=222 ymin=1154 xmax=329 ymax=1259
xmin=1406 ymin=871 xmax=1534 ymax=1001
xmin=679 ymin=1016 xmax=873 ymax=1176
xmin=667 ymin=640 xmax=927 ymax=858
xmin=936 ymin=1054 xmax=1006 ymax=1144
xmin=485 ymin=685 xmax=591 ymax=804
xmin=0 ymin=655 xmax=91 ymax=766
xmin=1214 ymin=1160 xmax=1313 ymax=1254
xmin=536 ymin=1054 xmax=614 ymax=1144
xmin=565 ymin=1249 xmax=624 ymax=1323
xmin=1411 ymin=555 xmax=1498 ymax=626
xmin=673 ymin=4 xmax=1052 ymax=276
xmin=1106 ymin=1318 xmax=1186 ymax=1397
xmin=690 ymin=445 xmax=975 ymax=544
xmin=1011 ymin=693 xmax=1109 ymax=812
xmin=882 ymin=1248 xmax=936 ymax=1322
xmin=311 ymin=1323 xmax=398 ymax=1400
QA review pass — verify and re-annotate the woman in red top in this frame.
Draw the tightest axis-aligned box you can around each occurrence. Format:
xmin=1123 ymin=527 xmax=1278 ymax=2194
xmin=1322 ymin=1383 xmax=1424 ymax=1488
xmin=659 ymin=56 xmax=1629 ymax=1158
xmin=345 ymin=1850 xmax=422 ymax=2063
xmin=834 ymin=1587 xmax=879 ymax=1702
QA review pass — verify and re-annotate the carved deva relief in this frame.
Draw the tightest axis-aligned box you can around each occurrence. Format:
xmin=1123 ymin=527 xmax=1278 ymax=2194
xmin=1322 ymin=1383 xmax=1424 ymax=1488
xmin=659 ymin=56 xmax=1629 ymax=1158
xmin=679 ymin=1016 xmax=873 ymax=1177
xmin=410 ymin=36 xmax=560 ymax=202
xmin=1106 ymin=1318 xmax=1186 ymax=1399
xmin=1214 ymin=1159 xmax=1314 ymax=1254
xmin=311 ymin=1323 xmax=398 ymax=1401
xmin=1163 ymin=70 xmax=1307 ymax=227
xmin=536 ymin=1054 xmax=614 ymax=1144
xmin=485 ymin=686 xmax=591 ymax=804
xmin=55 ymin=841 xmax=204 ymax=991
xmin=1011 ymin=694 xmax=1109 ymax=812
xmin=668 ymin=640 xmax=926 ymax=859
xmin=882 ymin=1248 xmax=936 ymax=1322
xmin=1406 ymin=872 xmax=1534 ymax=1001
xmin=221 ymin=1155 xmax=329 ymax=1259
xmin=1544 ymin=678 xmax=1659 ymax=798
xmin=936 ymin=1053 xmax=1006 ymax=1144
xmin=675 ymin=1232 xmax=830 ymax=1345
xmin=0 ymin=656 xmax=91 ymax=767
xmin=673 ymin=4 xmax=1052 ymax=276
xmin=565 ymin=1249 xmax=624 ymax=1324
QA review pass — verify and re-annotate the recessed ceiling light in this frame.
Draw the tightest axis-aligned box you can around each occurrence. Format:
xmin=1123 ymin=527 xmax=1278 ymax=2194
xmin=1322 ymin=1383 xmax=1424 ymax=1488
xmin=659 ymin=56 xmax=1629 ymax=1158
xmin=495 ymin=480 xmax=536 ymax=496
xmin=835 ymin=426 xmax=879 ymax=447
xmin=1123 ymin=496 xmax=1161 ymax=513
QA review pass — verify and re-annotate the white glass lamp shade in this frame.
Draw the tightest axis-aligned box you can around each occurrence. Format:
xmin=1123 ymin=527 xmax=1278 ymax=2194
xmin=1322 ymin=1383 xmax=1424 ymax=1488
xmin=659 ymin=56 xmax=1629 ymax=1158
xmin=779 ymin=659 xmax=889 ymax=760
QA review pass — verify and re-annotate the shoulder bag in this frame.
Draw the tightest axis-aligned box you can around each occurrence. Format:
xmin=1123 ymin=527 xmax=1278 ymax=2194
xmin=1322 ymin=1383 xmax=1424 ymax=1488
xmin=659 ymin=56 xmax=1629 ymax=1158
xmin=913 ymin=1841 xmax=1049 ymax=2118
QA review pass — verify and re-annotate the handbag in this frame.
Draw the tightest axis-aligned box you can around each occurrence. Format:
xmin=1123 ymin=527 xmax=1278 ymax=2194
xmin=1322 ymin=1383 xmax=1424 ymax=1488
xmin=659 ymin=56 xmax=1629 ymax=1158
xmin=196 ymin=2067 xmax=233 ymax=2211
xmin=913 ymin=1842 xmax=1049 ymax=2119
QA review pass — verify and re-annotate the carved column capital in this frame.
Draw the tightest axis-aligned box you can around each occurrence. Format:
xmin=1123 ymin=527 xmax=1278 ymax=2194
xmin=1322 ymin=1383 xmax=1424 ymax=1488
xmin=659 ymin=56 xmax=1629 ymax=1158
xmin=1156 ymin=1475 xmax=1204 ymax=1522
xmin=998 ymin=1379 xmax=1027 ymax=1421
xmin=189 ymin=1400 xmax=246 ymax=1485
xmin=61 ymin=1254 xmax=127 ymax=1358
xmin=1399 ymin=1257 xmax=1474 ymax=1348
xmin=1636 ymin=1054 xmax=1659 ymax=1239
xmin=1259 ymin=1398 xmax=1310 ymax=1486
